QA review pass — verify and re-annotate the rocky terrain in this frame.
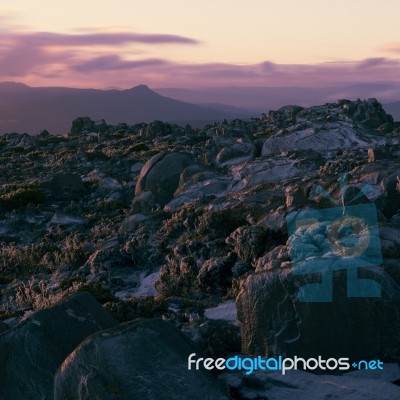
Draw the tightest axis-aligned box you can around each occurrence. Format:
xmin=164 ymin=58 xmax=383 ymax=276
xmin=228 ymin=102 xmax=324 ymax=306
xmin=0 ymin=98 xmax=400 ymax=399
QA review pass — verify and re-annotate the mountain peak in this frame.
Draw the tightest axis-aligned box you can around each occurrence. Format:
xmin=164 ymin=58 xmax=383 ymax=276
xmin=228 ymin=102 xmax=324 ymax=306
xmin=129 ymin=84 xmax=151 ymax=92
xmin=0 ymin=81 xmax=30 ymax=89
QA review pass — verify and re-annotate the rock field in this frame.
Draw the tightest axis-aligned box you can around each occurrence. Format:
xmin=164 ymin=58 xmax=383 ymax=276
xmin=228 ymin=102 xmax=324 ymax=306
xmin=0 ymin=98 xmax=400 ymax=399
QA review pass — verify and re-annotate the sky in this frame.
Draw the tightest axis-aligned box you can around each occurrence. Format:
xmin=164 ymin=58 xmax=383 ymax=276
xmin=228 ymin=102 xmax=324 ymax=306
xmin=0 ymin=0 xmax=399 ymax=88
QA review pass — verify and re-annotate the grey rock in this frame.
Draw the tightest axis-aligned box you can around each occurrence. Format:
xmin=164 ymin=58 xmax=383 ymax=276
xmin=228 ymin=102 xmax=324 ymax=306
xmin=96 ymin=177 xmax=123 ymax=194
xmin=132 ymin=190 xmax=156 ymax=212
xmin=231 ymin=156 xmax=310 ymax=192
xmin=130 ymin=161 xmax=144 ymax=173
xmin=135 ymin=152 xmax=196 ymax=205
xmin=179 ymin=164 xmax=206 ymax=186
xmin=216 ymin=142 xmax=255 ymax=167
xmin=118 ymin=214 xmax=150 ymax=235
xmin=47 ymin=212 xmax=86 ymax=228
xmin=166 ymin=171 xmax=233 ymax=212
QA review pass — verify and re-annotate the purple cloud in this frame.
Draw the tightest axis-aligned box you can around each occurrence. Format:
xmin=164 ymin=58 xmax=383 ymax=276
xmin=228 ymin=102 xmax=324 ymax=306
xmin=0 ymin=31 xmax=199 ymax=47
xmin=356 ymin=58 xmax=390 ymax=69
xmin=0 ymin=28 xmax=198 ymax=78
xmin=160 ymin=58 xmax=400 ymax=87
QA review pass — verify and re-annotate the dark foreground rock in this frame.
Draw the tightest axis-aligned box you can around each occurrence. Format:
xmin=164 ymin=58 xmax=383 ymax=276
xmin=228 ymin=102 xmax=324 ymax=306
xmin=54 ymin=319 xmax=230 ymax=400
xmin=220 ymin=364 xmax=400 ymax=400
xmin=237 ymin=267 xmax=400 ymax=360
xmin=0 ymin=292 xmax=118 ymax=400
xmin=0 ymin=321 xmax=8 ymax=333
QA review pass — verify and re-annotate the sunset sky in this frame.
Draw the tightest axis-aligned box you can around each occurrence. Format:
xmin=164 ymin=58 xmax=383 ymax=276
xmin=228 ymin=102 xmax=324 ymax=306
xmin=1 ymin=0 xmax=399 ymax=88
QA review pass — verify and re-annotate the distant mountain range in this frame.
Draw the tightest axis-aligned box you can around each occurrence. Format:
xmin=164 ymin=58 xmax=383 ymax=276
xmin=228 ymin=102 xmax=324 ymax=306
xmin=155 ymin=83 xmax=400 ymax=120
xmin=0 ymin=82 xmax=399 ymax=135
xmin=0 ymin=83 xmax=243 ymax=134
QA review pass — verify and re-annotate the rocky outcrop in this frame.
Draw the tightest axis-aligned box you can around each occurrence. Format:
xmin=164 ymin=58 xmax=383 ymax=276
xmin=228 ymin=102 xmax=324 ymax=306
xmin=341 ymin=98 xmax=394 ymax=130
xmin=261 ymin=99 xmax=395 ymax=156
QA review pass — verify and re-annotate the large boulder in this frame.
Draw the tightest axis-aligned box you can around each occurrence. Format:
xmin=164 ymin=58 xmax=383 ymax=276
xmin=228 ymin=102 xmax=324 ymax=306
xmin=54 ymin=319 xmax=230 ymax=400
xmin=135 ymin=152 xmax=196 ymax=205
xmin=238 ymin=208 xmax=400 ymax=360
xmin=237 ymin=266 xmax=400 ymax=360
xmin=0 ymin=292 xmax=118 ymax=400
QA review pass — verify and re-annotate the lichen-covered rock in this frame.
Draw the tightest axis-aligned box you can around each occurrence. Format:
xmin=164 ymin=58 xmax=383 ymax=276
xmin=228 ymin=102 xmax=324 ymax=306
xmin=227 ymin=226 xmax=275 ymax=264
xmin=155 ymin=253 xmax=198 ymax=296
xmin=197 ymin=254 xmax=236 ymax=292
